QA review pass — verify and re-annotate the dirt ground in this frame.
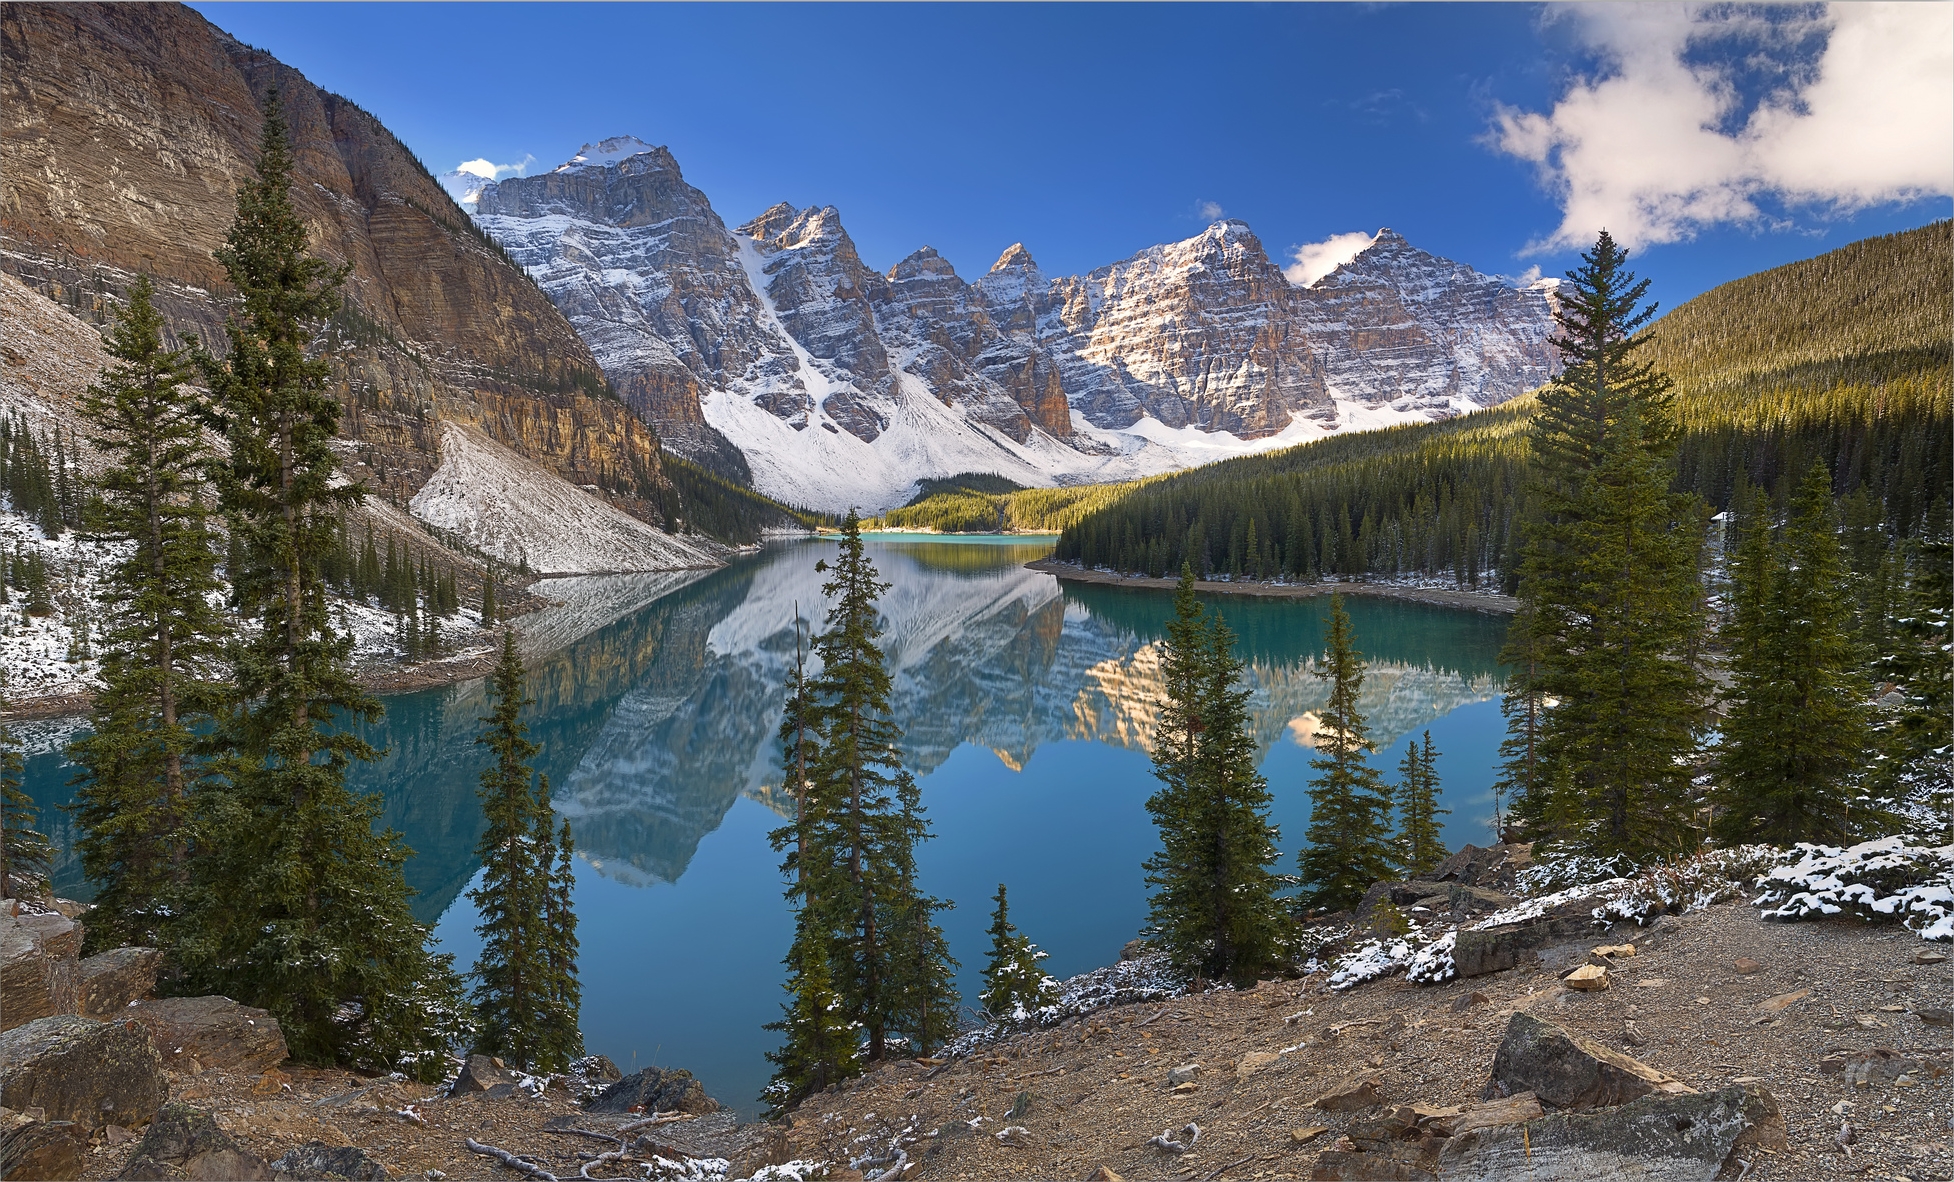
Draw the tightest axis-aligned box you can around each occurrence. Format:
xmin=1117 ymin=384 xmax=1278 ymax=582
xmin=71 ymin=903 xmax=1950 ymax=1181
xmin=777 ymin=903 xmax=1950 ymax=1181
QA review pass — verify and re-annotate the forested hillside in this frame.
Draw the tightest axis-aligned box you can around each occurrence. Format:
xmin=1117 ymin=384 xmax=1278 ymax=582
xmin=1054 ymin=222 xmax=1951 ymax=586
xmin=874 ymin=473 xmax=1141 ymax=534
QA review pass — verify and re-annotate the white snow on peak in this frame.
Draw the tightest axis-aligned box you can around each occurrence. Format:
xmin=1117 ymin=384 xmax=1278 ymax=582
xmin=440 ymin=169 xmax=494 ymax=209
xmin=556 ymin=136 xmax=659 ymax=173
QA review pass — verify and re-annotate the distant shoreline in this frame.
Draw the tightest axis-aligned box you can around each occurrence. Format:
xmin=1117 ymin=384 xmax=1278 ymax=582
xmin=1025 ymin=558 xmax=1520 ymax=615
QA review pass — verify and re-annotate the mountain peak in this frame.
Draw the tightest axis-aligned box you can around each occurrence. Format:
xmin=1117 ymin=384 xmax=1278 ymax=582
xmin=990 ymin=243 xmax=1038 ymax=273
xmin=555 ymin=136 xmax=660 ymax=173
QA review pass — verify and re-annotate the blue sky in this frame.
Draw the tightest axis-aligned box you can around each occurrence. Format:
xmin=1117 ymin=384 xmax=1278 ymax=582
xmin=189 ymin=2 xmax=1950 ymax=310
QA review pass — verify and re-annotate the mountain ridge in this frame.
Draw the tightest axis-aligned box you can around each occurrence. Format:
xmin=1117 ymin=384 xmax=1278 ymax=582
xmin=471 ymin=138 xmax=1562 ymax=512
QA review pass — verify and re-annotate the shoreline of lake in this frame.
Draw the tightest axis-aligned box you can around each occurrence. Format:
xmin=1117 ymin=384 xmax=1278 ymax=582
xmin=1026 ymin=558 xmax=1520 ymax=615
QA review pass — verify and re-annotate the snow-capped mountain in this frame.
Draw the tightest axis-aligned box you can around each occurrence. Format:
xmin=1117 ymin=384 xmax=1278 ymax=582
xmin=474 ymin=139 xmax=1559 ymax=512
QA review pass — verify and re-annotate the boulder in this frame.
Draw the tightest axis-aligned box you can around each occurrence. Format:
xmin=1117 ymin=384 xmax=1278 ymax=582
xmin=1359 ymin=879 xmax=1517 ymax=920
xmin=1563 ymin=965 xmax=1609 ymax=992
xmin=1431 ymin=843 xmax=1533 ymax=890
xmin=1452 ymin=910 xmax=1595 ymax=978
xmin=449 ymin=1054 xmax=514 ymax=1095
xmin=1434 ymin=1092 xmax=1544 ymax=1136
xmin=1 ymin=910 xmax=83 ymax=1031
xmin=1484 ymin=1013 xmax=1694 ymax=1110
xmin=1310 ymin=1078 xmax=1383 ymax=1112
xmin=81 ymin=948 xmax=163 ymax=1019
xmin=127 ymin=996 xmax=288 ymax=1074
xmin=585 ymin=1066 xmax=719 ymax=1115
xmin=116 ymin=1104 xmax=271 ymax=1180
xmin=1 ymin=1106 xmax=85 ymax=1181
xmin=0 ymin=1015 xmax=166 ymax=1129
xmin=269 ymin=1142 xmax=392 ymax=1180
xmin=1436 ymin=1085 xmax=1783 ymax=1182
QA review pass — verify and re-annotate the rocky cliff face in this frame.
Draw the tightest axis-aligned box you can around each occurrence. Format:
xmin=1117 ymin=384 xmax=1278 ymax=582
xmin=472 ymin=141 xmax=1558 ymax=511
xmin=0 ymin=4 xmax=687 ymax=545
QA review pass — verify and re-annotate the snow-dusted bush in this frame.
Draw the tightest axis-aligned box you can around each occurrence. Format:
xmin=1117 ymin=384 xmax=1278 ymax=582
xmin=1754 ymin=837 xmax=1954 ymax=941
xmin=941 ymin=951 xmax=1186 ymax=1056
xmin=1513 ymin=852 xmax=1637 ymax=896
xmin=1592 ymin=845 xmax=1780 ymax=926
xmin=1325 ymin=937 xmax=1418 ymax=991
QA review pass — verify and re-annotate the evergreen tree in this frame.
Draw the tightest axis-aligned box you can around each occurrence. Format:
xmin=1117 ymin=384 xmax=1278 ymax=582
xmin=0 ymin=695 xmax=53 ymax=900
xmin=1143 ymin=567 xmax=1288 ymax=982
xmin=67 ymin=275 xmax=231 ymax=950
xmin=979 ymin=883 xmax=1058 ymax=1022
xmin=468 ymin=631 xmax=579 ymax=1070
xmin=173 ymin=90 xmax=465 ymax=1077
xmin=1394 ymin=732 xmax=1448 ymax=876
xmin=1714 ymin=462 xmax=1872 ymax=844
xmin=762 ymin=918 xmax=860 ymax=1115
xmin=766 ymin=608 xmax=864 ymax=1108
xmin=1504 ymin=231 xmax=1708 ymax=860
xmin=795 ymin=512 xmax=956 ymax=1063
xmin=1876 ymin=513 xmax=1952 ymax=842
xmin=480 ymin=561 xmax=498 ymax=626
xmin=1298 ymin=594 xmax=1397 ymax=911
xmin=539 ymin=805 xmax=583 ymax=1069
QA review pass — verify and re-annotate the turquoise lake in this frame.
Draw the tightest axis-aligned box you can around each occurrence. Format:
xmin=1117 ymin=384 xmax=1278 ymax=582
xmin=23 ymin=536 xmax=1510 ymax=1116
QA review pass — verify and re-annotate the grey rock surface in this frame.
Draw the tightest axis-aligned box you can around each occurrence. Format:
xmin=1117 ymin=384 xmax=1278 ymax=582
xmin=1436 ymin=1085 xmax=1783 ymax=1182
xmin=80 ymin=947 xmax=162 ymax=1019
xmin=269 ymin=1142 xmax=393 ymax=1180
xmin=0 ymin=1014 xmax=166 ymax=1129
xmin=115 ymin=1103 xmax=271 ymax=1180
xmin=1 ymin=909 xmax=83 ymax=1031
xmin=585 ymin=1065 xmax=719 ymax=1115
xmin=1484 ymin=1012 xmax=1694 ymax=1110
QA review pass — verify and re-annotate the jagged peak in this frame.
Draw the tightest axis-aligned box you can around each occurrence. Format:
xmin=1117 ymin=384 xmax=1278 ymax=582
xmin=554 ymin=136 xmax=665 ymax=173
xmin=990 ymin=243 xmax=1038 ymax=273
xmin=739 ymin=202 xmax=801 ymax=241
xmin=890 ymin=246 xmax=958 ymax=282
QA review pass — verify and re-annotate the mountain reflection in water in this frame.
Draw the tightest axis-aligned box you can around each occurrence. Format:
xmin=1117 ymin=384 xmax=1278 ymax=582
xmin=347 ymin=538 xmax=1506 ymax=921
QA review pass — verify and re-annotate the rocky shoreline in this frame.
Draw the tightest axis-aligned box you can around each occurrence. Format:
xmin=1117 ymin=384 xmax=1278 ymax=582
xmin=1026 ymin=560 xmax=1521 ymax=615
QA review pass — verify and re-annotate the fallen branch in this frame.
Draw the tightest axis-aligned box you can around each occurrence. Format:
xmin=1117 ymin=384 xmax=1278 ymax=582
xmin=465 ymin=1138 xmax=559 ymax=1181
xmin=1204 ymin=1152 xmax=1255 ymax=1180
xmin=544 ymin=1128 xmax=625 ymax=1147
xmin=1136 ymin=1008 xmax=1170 ymax=1028
xmin=579 ymin=1148 xmax=628 ymax=1180
xmin=869 ymin=1149 xmax=909 ymax=1181
xmin=1148 ymin=1122 xmax=1201 ymax=1153
xmin=617 ymin=1112 xmax=691 ymax=1134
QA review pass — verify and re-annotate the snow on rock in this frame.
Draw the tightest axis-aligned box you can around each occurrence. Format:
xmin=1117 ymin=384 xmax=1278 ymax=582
xmin=555 ymin=136 xmax=659 ymax=172
xmin=409 ymin=420 xmax=722 ymax=575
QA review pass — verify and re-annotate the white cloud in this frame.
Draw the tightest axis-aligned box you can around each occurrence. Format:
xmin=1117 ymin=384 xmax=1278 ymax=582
xmin=1194 ymin=199 xmax=1227 ymax=222
xmin=1495 ymin=2 xmax=1953 ymax=252
xmin=1283 ymin=230 xmax=1377 ymax=287
xmin=455 ymin=155 xmax=535 ymax=181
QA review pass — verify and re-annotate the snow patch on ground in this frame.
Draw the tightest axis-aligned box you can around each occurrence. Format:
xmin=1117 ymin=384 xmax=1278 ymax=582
xmin=1756 ymin=837 xmax=1954 ymax=941
xmin=409 ymin=420 xmax=721 ymax=576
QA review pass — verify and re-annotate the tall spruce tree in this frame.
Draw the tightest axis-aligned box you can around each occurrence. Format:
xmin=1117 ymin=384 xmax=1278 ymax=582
xmin=1143 ymin=567 xmax=1288 ymax=982
xmin=980 ymin=883 xmax=1058 ymax=1021
xmin=537 ymin=782 xmax=584 ymax=1069
xmin=468 ymin=632 xmax=580 ymax=1071
xmin=68 ymin=275 xmax=230 ymax=950
xmin=766 ymin=609 xmax=863 ymax=1108
xmin=1877 ymin=512 xmax=1952 ymax=843
xmin=795 ymin=512 xmax=957 ymax=1062
xmin=1714 ymin=462 xmax=1871 ymax=844
xmin=1298 ymin=594 xmax=1397 ymax=911
xmin=1503 ymin=231 xmax=1708 ymax=861
xmin=173 ymin=90 xmax=466 ymax=1077
xmin=0 ymin=694 xmax=52 ymax=900
xmin=1394 ymin=732 xmax=1448 ymax=876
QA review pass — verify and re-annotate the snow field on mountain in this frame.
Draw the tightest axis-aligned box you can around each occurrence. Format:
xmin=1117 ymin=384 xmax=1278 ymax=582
xmin=409 ymin=420 xmax=721 ymax=575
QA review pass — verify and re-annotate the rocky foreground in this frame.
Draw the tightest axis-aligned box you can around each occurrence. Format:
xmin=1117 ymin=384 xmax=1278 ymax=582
xmin=4 ymin=848 xmax=1950 ymax=1182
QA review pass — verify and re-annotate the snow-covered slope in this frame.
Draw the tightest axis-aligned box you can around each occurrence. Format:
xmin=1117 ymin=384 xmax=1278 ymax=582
xmin=409 ymin=420 xmax=722 ymax=575
xmin=473 ymin=140 xmax=1560 ymax=512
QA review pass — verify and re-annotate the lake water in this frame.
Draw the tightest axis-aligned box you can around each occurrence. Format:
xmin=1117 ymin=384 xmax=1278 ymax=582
xmin=22 ymin=536 xmax=1510 ymax=1115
